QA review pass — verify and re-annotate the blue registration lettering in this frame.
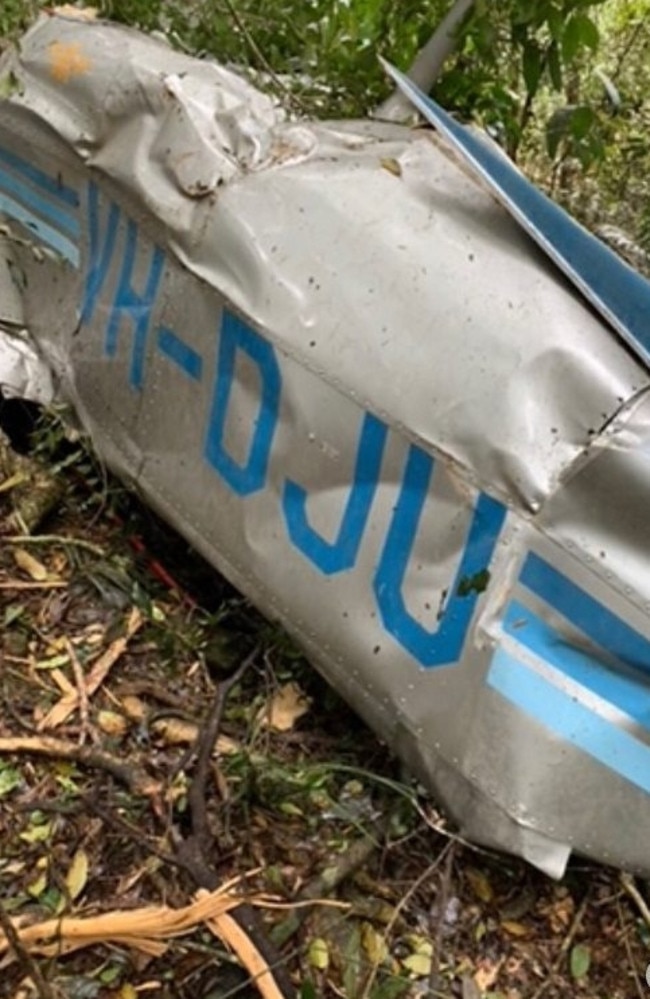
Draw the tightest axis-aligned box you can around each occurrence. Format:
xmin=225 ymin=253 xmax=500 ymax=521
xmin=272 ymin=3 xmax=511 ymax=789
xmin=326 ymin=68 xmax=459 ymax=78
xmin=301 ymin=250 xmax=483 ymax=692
xmin=204 ymin=310 xmax=281 ymax=495
xmin=374 ymin=445 xmax=506 ymax=667
xmin=283 ymin=412 xmax=388 ymax=574
xmin=104 ymin=219 xmax=165 ymax=389
xmin=80 ymin=181 xmax=119 ymax=326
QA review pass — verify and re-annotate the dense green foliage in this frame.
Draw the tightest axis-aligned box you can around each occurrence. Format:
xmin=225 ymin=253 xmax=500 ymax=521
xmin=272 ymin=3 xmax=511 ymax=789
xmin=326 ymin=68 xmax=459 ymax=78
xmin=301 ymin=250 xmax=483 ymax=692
xmin=1 ymin=1 xmax=649 ymax=253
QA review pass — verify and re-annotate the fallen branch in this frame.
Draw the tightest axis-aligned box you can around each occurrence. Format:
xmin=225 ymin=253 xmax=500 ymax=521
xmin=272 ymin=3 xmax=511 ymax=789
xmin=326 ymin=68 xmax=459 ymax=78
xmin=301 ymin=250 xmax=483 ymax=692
xmin=188 ymin=648 xmax=258 ymax=852
xmin=205 ymin=907 xmax=288 ymax=999
xmin=0 ymin=899 xmax=56 ymax=999
xmin=0 ymin=734 xmax=160 ymax=797
xmin=0 ymin=882 xmax=337 ymax=999
xmin=0 ymin=881 xmax=248 ymax=961
xmin=175 ymin=647 xmax=296 ymax=999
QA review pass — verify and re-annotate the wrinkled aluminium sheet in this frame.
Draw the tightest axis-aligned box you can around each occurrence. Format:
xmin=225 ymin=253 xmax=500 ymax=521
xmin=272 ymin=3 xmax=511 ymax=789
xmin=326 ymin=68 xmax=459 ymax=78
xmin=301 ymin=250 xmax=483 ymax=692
xmin=2 ymin=13 xmax=650 ymax=879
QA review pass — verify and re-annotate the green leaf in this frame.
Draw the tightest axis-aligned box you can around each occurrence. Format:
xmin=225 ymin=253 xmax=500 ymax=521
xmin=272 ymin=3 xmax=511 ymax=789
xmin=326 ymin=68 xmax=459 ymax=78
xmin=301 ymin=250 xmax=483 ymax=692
xmin=570 ymin=105 xmax=596 ymax=140
xmin=562 ymin=16 xmax=582 ymax=62
xmin=370 ymin=977 xmax=411 ymax=999
xmin=27 ymin=871 xmax=48 ymax=899
xmin=574 ymin=13 xmax=599 ymax=51
xmin=299 ymin=982 xmax=317 ymax=999
xmin=547 ymin=41 xmax=563 ymax=90
xmin=279 ymin=801 xmax=303 ymax=817
xmin=562 ymin=13 xmax=599 ymax=62
xmin=511 ymin=0 xmax=544 ymax=27
xmin=570 ymin=943 xmax=591 ymax=980
xmin=522 ymin=42 xmax=543 ymax=97
xmin=546 ymin=7 xmax=564 ymax=41
xmin=402 ymin=952 xmax=432 ymax=977
xmin=343 ymin=925 xmax=362 ymax=997
xmin=307 ymin=937 xmax=329 ymax=971
xmin=3 ymin=603 xmax=25 ymax=626
xmin=0 ymin=70 xmax=22 ymax=100
xmin=20 ymin=821 xmax=52 ymax=844
xmin=546 ymin=106 xmax=571 ymax=158
xmin=98 ymin=966 xmax=122 ymax=986
xmin=0 ymin=765 xmax=21 ymax=797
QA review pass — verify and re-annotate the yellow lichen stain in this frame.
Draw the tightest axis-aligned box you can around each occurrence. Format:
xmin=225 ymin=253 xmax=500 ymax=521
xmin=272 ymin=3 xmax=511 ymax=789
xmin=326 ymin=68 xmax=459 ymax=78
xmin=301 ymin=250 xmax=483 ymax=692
xmin=52 ymin=6 xmax=99 ymax=18
xmin=48 ymin=42 xmax=92 ymax=84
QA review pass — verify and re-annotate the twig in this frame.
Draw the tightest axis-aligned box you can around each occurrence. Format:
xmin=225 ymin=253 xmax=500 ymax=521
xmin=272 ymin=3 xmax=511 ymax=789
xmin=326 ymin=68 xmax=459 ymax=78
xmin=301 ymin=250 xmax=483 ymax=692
xmin=116 ymin=680 xmax=187 ymax=710
xmin=620 ymin=872 xmax=650 ymax=931
xmin=428 ymin=841 xmax=456 ymax=995
xmin=0 ymin=897 xmax=57 ymax=999
xmin=0 ymin=579 xmax=67 ymax=590
xmin=612 ymin=17 xmax=647 ymax=82
xmin=616 ymin=894 xmax=646 ymax=999
xmin=38 ymin=607 xmax=143 ymax=731
xmin=175 ymin=647 xmax=296 ymax=999
xmin=220 ymin=0 xmax=304 ymax=113
xmin=271 ymin=824 xmax=382 ymax=947
xmin=359 ymin=840 xmax=454 ymax=999
xmin=6 ymin=535 xmax=105 ymax=556
xmin=0 ymin=734 xmax=160 ymax=797
xmin=416 ymin=802 xmax=493 ymax=855
xmin=187 ymin=647 xmax=259 ymax=852
xmin=85 ymin=796 xmax=182 ymax=870
xmin=0 ymin=470 xmax=29 ymax=493
xmin=531 ymin=889 xmax=591 ymax=999
xmin=65 ymin=638 xmax=91 ymax=747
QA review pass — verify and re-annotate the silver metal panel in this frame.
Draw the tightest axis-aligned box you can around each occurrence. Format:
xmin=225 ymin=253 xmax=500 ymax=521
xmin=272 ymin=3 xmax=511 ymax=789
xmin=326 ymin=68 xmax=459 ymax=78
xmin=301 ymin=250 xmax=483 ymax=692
xmin=1 ymin=12 xmax=649 ymax=877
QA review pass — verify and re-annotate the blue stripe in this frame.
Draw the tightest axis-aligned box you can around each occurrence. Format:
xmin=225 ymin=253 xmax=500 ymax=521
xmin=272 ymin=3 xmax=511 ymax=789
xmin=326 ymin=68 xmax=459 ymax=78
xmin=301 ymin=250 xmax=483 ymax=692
xmin=520 ymin=552 xmax=650 ymax=678
xmin=0 ymin=192 xmax=79 ymax=267
xmin=0 ymin=169 xmax=79 ymax=239
xmin=383 ymin=64 xmax=650 ymax=370
xmin=504 ymin=600 xmax=650 ymax=731
xmin=0 ymin=146 xmax=78 ymax=207
xmin=488 ymin=647 xmax=650 ymax=794
xmin=157 ymin=327 xmax=203 ymax=380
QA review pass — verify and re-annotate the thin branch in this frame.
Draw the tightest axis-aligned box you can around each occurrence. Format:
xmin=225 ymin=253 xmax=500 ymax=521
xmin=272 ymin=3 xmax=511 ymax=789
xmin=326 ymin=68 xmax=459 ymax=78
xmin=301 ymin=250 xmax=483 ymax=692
xmin=173 ymin=647 xmax=296 ymax=999
xmin=220 ymin=0 xmax=305 ymax=114
xmin=428 ymin=841 xmax=456 ymax=995
xmin=6 ymin=535 xmax=105 ymax=556
xmin=271 ymin=823 xmax=382 ymax=947
xmin=0 ymin=897 xmax=57 ymax=999
xmin=620 ymin=872 xmax=650 ymax=931
xmin=531 ymin=889 xmax=591 ymax=999
xmin=359 ymin=839 xmax=454 ymax=999
xmin=188 ymin=646 xmax=259 ymax=850
xmin=616 ymin=893 xmax=646 ymax=999
xmin=65 ymin=637 xmax=91 ymax=747
xmin=0 ymin=734 xmax=161 ymax=797
xmin=611 ymin=17 xmax=648 ymax=82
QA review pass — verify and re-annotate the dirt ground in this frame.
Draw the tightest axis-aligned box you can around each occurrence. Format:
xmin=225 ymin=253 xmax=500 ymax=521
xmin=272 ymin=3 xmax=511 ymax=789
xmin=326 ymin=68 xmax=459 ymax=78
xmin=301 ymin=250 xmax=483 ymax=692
xmin=1 ymin=408 xmax=649 ymax=999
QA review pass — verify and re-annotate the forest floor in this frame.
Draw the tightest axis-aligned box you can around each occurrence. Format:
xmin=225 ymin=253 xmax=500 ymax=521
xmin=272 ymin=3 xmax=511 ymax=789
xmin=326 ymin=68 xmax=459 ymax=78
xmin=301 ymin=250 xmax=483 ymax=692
xmin=0 ymin=408 xmax=649 ymax=999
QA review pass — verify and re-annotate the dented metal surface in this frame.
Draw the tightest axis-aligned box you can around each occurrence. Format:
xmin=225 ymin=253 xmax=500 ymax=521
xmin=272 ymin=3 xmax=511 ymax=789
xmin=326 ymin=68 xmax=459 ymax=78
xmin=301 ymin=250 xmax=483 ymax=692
xmin=1 ymin=12 xmax=650 ymax=878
